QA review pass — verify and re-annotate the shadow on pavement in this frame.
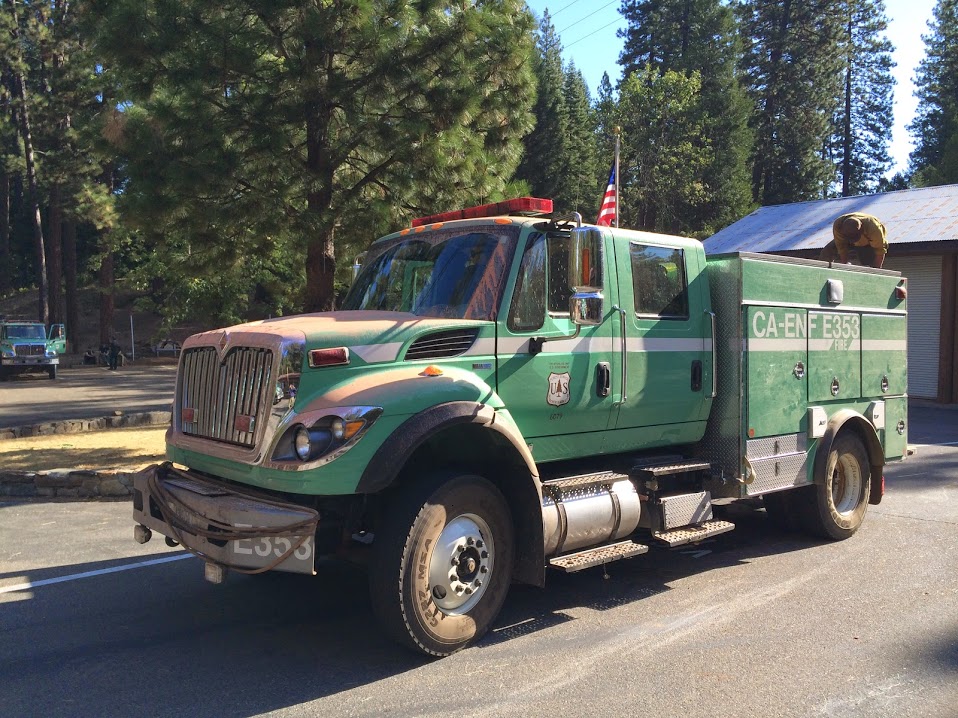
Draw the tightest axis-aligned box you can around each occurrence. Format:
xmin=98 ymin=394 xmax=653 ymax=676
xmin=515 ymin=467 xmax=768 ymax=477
xmin=0 ymin=507 xmax=825 ymax=717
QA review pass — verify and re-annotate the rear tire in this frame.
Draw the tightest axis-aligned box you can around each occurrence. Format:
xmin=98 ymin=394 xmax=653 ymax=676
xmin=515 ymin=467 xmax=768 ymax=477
xmin=369 ymin=471 xmax=514 ymax=657
xmin=796 ymin=433 xmax=871 ymax=540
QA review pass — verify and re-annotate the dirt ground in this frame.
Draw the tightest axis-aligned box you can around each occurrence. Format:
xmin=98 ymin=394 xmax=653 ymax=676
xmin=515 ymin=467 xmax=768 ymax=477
xmin=0 ymin=426 xmax=168 ymax=472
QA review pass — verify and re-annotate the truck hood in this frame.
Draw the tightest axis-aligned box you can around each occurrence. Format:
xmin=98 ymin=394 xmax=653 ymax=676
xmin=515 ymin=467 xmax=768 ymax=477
xmin=182 ymin=311 xmax=489 ymax=363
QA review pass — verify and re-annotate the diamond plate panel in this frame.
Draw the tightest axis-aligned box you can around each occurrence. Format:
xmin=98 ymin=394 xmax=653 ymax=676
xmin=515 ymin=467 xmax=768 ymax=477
xmin=746 ymin=433 xmax=807 ymax=460
xmin=661 ymin=491 xmax=713 ymax=529
xmin=746 ymin=453 xmax=808 ymax=495
xmin=694 ymin=257 xmax=744 ymax=483
xmin=549 ymin=541 xmax=649 ymax=573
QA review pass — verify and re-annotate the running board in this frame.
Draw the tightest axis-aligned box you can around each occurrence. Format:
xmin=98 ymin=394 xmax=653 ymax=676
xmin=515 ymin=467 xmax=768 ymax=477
xmin=652 ymin=520 xmax=735 ymax=547
xmin=549 ymin=540 xmax=649 ymax=573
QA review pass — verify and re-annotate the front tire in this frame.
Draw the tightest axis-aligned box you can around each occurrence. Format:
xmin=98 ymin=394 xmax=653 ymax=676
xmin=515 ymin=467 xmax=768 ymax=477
xmin=798 ymin=433 xmax=871 ymax=540
xmin=369 ymin=471 xmax=514 ymax=657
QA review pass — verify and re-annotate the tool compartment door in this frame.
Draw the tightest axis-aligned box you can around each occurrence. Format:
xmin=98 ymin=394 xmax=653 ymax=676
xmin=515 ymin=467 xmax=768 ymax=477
xmin=808 ymin=312 xmax=862 ymax=403
xmin=745 ymin=306 xmax=808 ymax=438
xmin=861 ymin=314 xmax=907 ymax=398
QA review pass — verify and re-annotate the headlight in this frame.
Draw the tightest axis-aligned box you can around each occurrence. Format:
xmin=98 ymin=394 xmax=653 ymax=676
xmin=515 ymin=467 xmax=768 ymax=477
xmin=269 ymin=406 xmax=383 ymax=467
xmin=0 ymin=347 xmax=13 ymax=358
xmin=45 ymin=349 xmax=57 ymax=357
xmin=294 ymin=426 xmax=312 ymax=461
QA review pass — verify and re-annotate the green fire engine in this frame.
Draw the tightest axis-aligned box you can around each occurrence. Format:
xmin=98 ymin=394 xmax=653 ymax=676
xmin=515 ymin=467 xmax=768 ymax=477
xmin=0 ymin=318 xmax=65 ymax=380
xmin=132 ymin=198 xmax=908 ymax=656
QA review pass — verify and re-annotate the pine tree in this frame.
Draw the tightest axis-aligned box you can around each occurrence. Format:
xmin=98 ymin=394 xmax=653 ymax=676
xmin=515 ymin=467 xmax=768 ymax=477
xmin=909 ymin=0 xmax=958 ymax=186
xmin=515 ymin=10 xmax=569 ymax=204
xmin=618 ymin=0 xmax=753 ymax=233
xmin=830 ymin=0 xmax=895 ymax=196
xmin=90 ymin=0 xmax=536 ymax=314
xmin=556 ymin=63 xmax=598 ymax=215
xmin=617 ymin=66 xmax=711 ymax=233
xmin=739 ymin=0 xmax=845 ymax=204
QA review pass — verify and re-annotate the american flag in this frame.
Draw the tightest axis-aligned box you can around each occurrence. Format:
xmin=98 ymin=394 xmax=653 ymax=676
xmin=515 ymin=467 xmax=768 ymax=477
xmin=596 ymin=165 xmax=616 ymax=226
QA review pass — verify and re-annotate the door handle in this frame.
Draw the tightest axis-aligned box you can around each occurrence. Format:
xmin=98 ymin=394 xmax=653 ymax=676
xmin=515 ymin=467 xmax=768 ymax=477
xmin=691 ymin=360 xmax=703 ymax=392
xmin=596 ymin=362 xmax=611 ymax=397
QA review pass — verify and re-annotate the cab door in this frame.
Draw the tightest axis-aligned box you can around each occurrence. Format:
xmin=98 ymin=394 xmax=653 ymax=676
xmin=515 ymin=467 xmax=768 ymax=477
xmin=496 ymin=228 xmax=616 ymax=461
xmin=609 ymin=235 xmax=711 ymax=444
xmin=48 ymin=324 xmax=66 ymax=354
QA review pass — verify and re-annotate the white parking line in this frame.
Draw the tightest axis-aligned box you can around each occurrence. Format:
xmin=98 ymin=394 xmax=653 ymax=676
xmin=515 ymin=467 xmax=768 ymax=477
xmin=0 ymin=553 xmax=191 ymax=595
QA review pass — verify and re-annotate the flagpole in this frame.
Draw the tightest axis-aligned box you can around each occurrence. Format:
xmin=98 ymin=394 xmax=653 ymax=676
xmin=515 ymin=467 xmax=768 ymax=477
xmin=613 ymin=126 xmax=620 ymax=229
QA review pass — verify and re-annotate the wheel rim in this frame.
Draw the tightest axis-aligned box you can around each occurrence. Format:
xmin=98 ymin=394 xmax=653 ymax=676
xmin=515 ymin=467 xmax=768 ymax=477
xmin=831 ymin=453 xmax=864 ymax=516
xmin=427 ymin=513 xmax=494 ymax=615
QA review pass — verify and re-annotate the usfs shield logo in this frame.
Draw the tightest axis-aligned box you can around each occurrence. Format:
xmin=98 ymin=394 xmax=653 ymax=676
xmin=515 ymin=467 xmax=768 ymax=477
xmin=547 ymin=372 xmax=571 ymax=407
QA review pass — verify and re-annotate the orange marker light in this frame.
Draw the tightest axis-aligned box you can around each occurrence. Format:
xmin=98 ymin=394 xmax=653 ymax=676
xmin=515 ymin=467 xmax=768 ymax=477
xmin=422 ymin=365 xmax=443 ymax=377
xmin=494 ymin=218 xmax=513 ymax=225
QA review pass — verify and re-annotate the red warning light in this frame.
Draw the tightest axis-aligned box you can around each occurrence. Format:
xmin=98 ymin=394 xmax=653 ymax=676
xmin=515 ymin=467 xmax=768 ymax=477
xmin=411 ymin=197 xmax=553 ymax=227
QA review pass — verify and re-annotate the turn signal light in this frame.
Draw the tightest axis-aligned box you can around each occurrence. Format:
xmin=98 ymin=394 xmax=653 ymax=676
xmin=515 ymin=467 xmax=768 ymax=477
xmin=309 ymin=347 xmax=350 ymax=368
xmin=422 ymin=365 xmax=443 ymax=377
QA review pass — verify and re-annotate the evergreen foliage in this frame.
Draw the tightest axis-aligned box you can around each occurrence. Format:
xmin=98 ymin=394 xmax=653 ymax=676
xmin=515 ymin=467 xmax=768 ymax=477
xmin=617 ymin=66 xmax=711 ymax=234
xmin=89 ymin=0 xmax=535 ymax=314
xmin=738 ymin=0 xmax=845 ymax=204
xmin=830 ymin=0 xmax=896 ymax=196
xmin=618 ymin=0 xmax=753 ymax=233
xmin=909 ymin=0 xmax=958 ymax=186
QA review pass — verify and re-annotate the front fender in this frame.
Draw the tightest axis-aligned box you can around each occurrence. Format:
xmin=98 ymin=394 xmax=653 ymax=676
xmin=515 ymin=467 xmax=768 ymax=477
xmin=813 ymin=409 xmax=885 ymax=505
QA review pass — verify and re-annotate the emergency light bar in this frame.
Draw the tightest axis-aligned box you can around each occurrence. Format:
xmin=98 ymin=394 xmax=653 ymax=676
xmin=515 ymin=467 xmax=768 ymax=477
xmin=411 ymin=197 xmax=553 ymax=227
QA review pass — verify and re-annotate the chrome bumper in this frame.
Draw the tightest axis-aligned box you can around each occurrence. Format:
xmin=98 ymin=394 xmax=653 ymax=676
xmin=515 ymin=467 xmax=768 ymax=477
xmin=132 ymin=464 xmax=319 ymax=575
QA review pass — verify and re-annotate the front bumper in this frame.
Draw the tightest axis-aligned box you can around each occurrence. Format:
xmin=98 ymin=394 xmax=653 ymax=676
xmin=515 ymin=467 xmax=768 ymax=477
xmin=132 ymin=463 xmax=319 ymax=575
xmin=1 ymin=356 xmax=58 ymax=366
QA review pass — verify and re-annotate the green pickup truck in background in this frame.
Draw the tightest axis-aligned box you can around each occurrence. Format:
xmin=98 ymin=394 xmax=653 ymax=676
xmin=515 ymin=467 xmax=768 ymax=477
xmin=131 ymin=198 xmax=908 ymax=656
xmin=0 ymin=319 xmax=65 ymax=380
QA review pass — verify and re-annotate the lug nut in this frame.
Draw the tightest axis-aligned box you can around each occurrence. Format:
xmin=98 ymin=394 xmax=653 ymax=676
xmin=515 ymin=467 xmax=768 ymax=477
xmin=476 ymin=540 xmax=484 ymax=548
xmin=475 ymin=580 xmax=482 ymax=588
xmin=464 ymin=587 xmax=473 ymax=595
xmin=480 ymin=565 xmax=488 ymax=574
xmin=481 ymin=550 xmax=488 ymax=559
xmin=432 ymin=585 xmax=447 ymax=600
xmin=467 ymin=537 xmax=474 ymax=546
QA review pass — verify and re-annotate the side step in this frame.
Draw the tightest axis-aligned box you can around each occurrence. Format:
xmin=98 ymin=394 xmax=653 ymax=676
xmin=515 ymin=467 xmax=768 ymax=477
xmin=549 ymin=540 xmax=649 ymax=573
xmin=652 ymin=520 xmax=735 ymax=548
xmin=632 ymin=459 xmax=712 ymax=480
xmin=542 ymin=470 xmax=629 ymax=493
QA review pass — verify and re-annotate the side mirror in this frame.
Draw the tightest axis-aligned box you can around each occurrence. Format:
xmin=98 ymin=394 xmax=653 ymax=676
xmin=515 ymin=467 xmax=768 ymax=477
xmin=351 ymin=254 xmax=365 ymax=283
xmin=568 ymin=227 xmax=605 ymax=326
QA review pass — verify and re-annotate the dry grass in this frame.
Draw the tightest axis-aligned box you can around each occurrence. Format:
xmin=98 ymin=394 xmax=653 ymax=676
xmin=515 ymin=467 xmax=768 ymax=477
xmin=0 ymin=426 xmax=168 ymax=472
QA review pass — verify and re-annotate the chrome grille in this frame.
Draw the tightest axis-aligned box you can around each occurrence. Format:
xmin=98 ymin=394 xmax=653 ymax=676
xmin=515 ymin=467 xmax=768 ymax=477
xmin=15 ymin=344 xmax=45 ymax=356
xmin=404 ymin=329 xmax=479 ymax=361
xmin=179 ymin=346 xmax=273 ymax=448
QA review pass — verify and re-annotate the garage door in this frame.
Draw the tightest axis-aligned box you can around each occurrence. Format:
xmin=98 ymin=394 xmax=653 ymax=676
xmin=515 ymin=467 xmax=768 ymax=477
xmin=883 ymin=256 xmax=941 ymax=399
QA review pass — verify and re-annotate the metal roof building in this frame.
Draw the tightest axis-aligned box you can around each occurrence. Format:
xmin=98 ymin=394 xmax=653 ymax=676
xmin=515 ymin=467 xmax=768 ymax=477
xmin=705 ymin=184 xmax=958 ymax=403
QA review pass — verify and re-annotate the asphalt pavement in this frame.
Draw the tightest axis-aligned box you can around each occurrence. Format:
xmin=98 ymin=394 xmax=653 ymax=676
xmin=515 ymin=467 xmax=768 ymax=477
xmin=0 ymin=365 xmax=176 ymax=428
xmin=0 ymin=405 xmax=955 ymax=717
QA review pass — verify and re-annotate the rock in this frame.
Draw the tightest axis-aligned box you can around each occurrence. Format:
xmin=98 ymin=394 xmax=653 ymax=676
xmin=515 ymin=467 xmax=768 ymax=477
xmin=98 ymin=478 xmax=130 ymax=497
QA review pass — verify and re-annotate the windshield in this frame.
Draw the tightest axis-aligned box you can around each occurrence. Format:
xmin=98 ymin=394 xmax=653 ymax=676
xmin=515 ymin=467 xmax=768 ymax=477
xmin=3 ymin=324 xmax=45 ymax=340
xmin=343 ymin=227 xmax=520 ymax=321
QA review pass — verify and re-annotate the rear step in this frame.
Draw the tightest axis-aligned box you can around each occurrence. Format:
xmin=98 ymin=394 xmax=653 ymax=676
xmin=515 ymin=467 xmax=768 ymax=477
xmin=652 ymin=520 xmax=735 ymax=547
xmin=549 ymin=540 xmax=649 ymax=573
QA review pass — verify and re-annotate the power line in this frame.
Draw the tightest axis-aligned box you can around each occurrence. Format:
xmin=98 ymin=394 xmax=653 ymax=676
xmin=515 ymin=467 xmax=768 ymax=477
xmin=564 ymin=17 xmax=623 ymax=49
xmin=550 ymin=0 xmax=586 ymax=17
xmin=557 ymin=1 xmax=619 ymax=35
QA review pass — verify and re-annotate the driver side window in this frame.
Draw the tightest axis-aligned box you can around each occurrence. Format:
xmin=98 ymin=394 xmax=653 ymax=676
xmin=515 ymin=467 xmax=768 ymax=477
xmin=507 ymin=235 xmax=546 ymax=332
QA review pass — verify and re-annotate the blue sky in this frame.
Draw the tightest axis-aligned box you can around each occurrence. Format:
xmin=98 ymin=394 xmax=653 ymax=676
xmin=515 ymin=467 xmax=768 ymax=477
xmin=524 ymin=0 xmax=936 ymax=176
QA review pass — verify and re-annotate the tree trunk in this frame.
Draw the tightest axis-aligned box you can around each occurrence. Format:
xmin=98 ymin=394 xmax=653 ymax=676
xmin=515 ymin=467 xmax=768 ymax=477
xmin=47 ymin=187 xmax=64 ymax=325
xmin=842 ymin=18 xmax=853 ymax=197
xmin=8 ymin=1 xmax=48 ymax=324
xmin=98 ymin=247 xmax=114 ymax=346
xmin=63 ymin=219 xmax=78 ymax=353
xmin=0 ymin=172 xmax=9 ymax=296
